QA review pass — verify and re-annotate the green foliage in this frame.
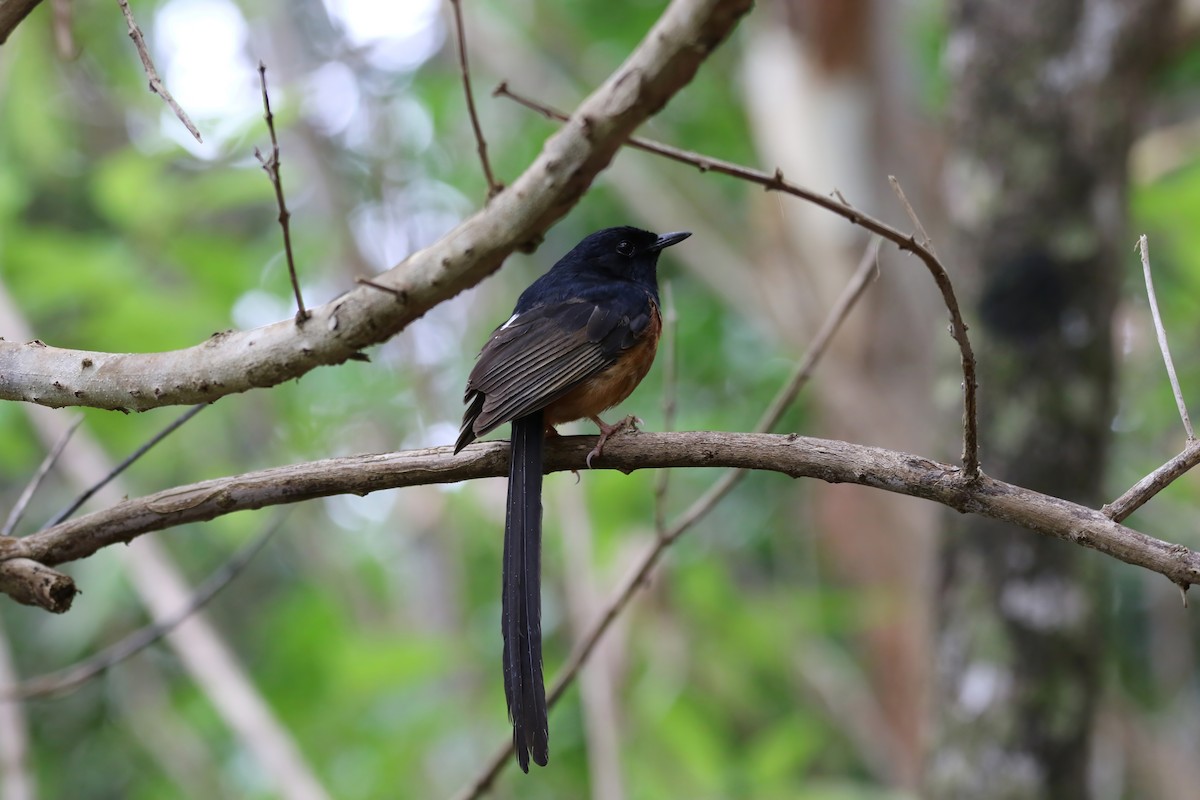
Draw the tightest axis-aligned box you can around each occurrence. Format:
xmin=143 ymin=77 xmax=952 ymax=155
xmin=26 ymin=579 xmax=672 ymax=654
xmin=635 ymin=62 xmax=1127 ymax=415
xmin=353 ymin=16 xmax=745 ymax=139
xmin=5 ymin=0 xmax=1197 ymax=797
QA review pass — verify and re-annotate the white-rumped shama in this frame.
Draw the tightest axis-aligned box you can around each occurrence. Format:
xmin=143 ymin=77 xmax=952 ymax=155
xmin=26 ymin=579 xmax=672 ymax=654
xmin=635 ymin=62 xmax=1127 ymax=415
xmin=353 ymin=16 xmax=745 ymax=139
xmin=454 ymin=226 xmax=691 ymax=771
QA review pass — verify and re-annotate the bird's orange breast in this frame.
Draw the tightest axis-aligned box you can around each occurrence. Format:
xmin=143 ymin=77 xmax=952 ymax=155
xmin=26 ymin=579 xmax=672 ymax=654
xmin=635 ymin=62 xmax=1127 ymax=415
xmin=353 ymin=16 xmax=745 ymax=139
xmin=543 ymin=303 xmax=661 ymax=427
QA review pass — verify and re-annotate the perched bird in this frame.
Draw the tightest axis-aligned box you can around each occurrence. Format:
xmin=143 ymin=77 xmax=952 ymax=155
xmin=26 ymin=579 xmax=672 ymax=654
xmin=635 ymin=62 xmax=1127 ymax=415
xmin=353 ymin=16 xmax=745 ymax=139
xmin=454 ymin=226 xmax=691 ymax=771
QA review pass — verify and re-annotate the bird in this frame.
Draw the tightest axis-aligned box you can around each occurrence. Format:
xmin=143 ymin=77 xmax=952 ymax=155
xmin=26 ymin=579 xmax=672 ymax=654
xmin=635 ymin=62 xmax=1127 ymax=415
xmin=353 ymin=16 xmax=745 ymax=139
xmin=454 ymin=225 xmax=691 ymax=771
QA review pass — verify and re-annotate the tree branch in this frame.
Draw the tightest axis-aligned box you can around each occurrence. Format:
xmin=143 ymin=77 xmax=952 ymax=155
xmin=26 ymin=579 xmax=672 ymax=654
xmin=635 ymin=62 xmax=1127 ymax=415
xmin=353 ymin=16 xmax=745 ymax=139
xmin=1137 ymin=234 xmax=1194 ymax=440
xmin=1 ymin=432 xmax=1196 ymax=608
xmin=0 ymin=0 xmax=753 ymax=412
xmin=0 ymin=0 xmax=42 ymax=45
xmin=449 ymin=0 xmax=502 ymax=198
xmin=0 ymin=403 xmax=203 ymax=613
xmin=1104 ymin=439 xmax=1200 ymax=523
xmin=254 ymin=62 xmax=308 ymax=323
xmin=0 ymin=558 xmax=76 ymax=612
xmin=116 ymin=0 xmax=203 ymax=143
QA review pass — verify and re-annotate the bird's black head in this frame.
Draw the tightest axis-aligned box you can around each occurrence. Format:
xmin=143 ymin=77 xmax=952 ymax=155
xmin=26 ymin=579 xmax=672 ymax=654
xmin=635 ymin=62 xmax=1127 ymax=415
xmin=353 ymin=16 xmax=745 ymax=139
xmin=513 ymin=226 xmax=691 ymax=314
xmin=553 ymin=226 xmax=691 ymax=290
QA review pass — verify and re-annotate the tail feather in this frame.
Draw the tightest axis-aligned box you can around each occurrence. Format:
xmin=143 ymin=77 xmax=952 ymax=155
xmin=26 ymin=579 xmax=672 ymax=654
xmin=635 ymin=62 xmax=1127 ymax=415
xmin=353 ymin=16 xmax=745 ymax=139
xmin=503 ymin=413 xmax=549 ymax=771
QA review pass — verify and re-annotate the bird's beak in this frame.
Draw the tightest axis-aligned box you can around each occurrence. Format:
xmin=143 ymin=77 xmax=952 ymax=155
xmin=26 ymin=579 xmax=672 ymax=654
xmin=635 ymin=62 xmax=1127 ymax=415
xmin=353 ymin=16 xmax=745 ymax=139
xmin=649 ymin=231 xmax=692 ymax=252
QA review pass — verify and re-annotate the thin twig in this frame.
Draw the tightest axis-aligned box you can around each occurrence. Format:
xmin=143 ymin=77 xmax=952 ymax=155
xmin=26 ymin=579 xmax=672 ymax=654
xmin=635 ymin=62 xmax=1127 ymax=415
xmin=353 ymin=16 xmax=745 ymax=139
xmin=1103 ymin=439 xmax=1200 ymax=523
xmin=355 ymin=277 xmax=408 ymax=301
xmin=888 ymin=176 xmax=935 ymax=255
xmin=42 ymin=404 xmax=206 ymax=529
xmin=449 ymin=0 xmax=502 ymax=198
xmin=653 ymin=280 xmax=678 ymax=536
xmin=2 ymin=418 xmax=81 ymax=537
xmin=254 ymin=62 xmax=308 ymax=324
xmin=1138 ymin=235 xmax=1192 ymax=440
xmin=7 ymin=517 xmax=281 ymax=700
xmin=454 ymin=239 xmax=880 ymax=799
xmin=115 ymin=0 xmax=202 ymax=143
xmin=494 ymin=83 xmax=980 ymax=478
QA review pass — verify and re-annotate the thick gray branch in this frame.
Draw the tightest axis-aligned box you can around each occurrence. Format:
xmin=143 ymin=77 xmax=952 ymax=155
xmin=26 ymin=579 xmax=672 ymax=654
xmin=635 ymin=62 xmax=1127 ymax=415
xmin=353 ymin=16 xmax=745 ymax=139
xmin=0 ymin=0 xmax=751 ymax=412
xmin=2 ymin=433 xmax=1197 ymax=602
xmin=0 ymin=559 xmax=75 ymax=612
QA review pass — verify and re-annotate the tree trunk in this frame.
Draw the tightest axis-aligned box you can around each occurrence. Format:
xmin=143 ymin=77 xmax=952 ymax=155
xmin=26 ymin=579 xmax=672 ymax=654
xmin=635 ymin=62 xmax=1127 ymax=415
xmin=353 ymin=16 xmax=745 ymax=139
xmin=930 ymin=1 xmax=1171 ymax=797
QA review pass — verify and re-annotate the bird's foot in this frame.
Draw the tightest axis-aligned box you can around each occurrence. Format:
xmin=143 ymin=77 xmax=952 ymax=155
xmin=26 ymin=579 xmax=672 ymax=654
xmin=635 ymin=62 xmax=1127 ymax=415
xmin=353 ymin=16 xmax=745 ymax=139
xmin=586 ymin=415 xmax=642 ymax=468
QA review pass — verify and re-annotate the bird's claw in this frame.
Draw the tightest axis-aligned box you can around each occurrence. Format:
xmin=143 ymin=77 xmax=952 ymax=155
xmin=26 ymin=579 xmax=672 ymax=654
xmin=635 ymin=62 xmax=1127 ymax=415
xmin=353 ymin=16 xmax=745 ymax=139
xmin=586 ymin=414 xmax=642 ymax=468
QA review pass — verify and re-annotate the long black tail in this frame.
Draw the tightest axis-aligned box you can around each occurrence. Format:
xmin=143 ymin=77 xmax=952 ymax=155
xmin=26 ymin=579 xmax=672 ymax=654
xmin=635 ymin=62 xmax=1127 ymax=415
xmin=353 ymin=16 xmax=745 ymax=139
xmin=503 ymin=412 xmax=549 ymax=771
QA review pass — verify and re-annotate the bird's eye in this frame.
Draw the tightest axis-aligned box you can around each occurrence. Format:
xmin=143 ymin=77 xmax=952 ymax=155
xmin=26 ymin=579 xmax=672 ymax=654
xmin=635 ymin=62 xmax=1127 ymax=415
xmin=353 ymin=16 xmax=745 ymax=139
xmin=616 ymin=240 xmax=635 ymax=257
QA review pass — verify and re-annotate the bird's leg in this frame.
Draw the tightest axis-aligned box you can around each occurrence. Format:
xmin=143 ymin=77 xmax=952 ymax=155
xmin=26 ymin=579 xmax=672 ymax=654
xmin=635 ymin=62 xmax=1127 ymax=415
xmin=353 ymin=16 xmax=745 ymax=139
xmin=586 ymin=415 xmax=642 ymax=468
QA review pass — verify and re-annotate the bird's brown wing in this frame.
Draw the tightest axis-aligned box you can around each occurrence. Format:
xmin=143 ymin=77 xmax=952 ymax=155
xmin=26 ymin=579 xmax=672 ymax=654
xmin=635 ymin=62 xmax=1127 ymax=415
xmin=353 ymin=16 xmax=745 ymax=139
xmin=455 ymin=298 xmax=653 ymax=450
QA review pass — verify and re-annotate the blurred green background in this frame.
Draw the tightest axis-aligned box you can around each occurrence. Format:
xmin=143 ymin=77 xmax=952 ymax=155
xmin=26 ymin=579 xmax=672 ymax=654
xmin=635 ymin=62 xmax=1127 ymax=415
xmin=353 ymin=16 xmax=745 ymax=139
xmin=1 ymin=1 xmax=1199 ymax=798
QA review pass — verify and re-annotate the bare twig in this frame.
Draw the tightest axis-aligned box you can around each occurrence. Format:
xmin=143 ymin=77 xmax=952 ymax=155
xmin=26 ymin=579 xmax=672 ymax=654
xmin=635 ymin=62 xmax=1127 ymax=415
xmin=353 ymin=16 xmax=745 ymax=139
xmin=255 ymin=62 xmax=308 ymax=324
xmin=888 ymin=176 xmax=935 ymax=255
xmin=1104 ymin=439 xmax=1200 ymax=523
xmin=115 ymin=0 xmax=202 ymax=143
xmin=42 ymin=404 xmax=206 ymax=530
xmin=1138 ymin=235 xmax=1193 ymax=440
xmin=653 ymin=280 xmax=678 ymax=535
xmin=454 ymin=239 xmax=880 ymax=797
xmin=1102 ymin=238 xmax=1200 ymax=527
xmin=449 ymin=0 xmax=501 ymax=198
xmin=8 ymin=517 xmax=281 ymax=700
xmin=495 ymin=83 xmax=981 ymax=477
xmin=2 ymin=418 xmax=81 ymax=537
